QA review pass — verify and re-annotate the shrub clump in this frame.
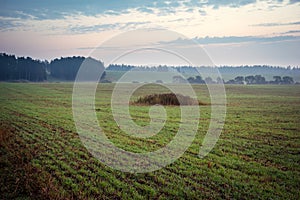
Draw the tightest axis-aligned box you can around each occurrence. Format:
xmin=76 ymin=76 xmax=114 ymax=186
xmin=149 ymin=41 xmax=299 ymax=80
xmin=134 ymin=93 xmax=208 ymax=106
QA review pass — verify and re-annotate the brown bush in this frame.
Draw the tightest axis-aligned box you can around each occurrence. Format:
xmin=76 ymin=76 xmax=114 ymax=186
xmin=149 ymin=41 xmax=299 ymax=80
xmin=133 ymin=93 xmax=208 ymax=106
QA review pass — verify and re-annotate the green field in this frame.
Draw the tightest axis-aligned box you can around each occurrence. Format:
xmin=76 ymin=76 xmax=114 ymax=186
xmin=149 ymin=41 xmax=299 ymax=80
xmin=1 ymin=83 xmax=299 ymax=199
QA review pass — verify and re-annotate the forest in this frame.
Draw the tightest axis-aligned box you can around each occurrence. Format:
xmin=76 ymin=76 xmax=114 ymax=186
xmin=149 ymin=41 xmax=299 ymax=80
xmin=0 ymin=53 xmax=298 ymax=84
xmin=0 ymin=53 xmax=105 ymax=82
xmin=0 ymin=53 xmax=47 ymax=82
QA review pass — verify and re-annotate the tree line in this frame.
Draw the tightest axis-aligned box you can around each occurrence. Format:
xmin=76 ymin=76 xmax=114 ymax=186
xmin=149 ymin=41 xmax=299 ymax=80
xmin=106 ymin=64 xmax=300 ymax=74
xmin=0 ymin=53 xmax=47 ymax=81
xmin=0 ymin=53 xmax=105 ymax=82
xmin=108 ymin=64 xmax=299 ymax=84
xmin=176 ymin=75 xmax=295 ymax=85
xmin=49 ymin=56 xmax=106 ymax=81
xmin=0 ymin=53 xmax=299 ymax=83
xmin=225 ymin=75 xmax=294 ymax=85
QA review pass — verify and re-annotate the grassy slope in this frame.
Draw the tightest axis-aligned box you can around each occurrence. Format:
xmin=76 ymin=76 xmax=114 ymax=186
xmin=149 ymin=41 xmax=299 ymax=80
xmin=0 ymin=83 xmax=299 ymax=199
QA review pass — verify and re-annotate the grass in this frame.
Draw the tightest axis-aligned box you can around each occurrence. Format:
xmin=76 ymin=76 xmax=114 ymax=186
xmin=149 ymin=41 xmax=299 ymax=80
xmin=0 ymin=83 xmax=299 ymax=199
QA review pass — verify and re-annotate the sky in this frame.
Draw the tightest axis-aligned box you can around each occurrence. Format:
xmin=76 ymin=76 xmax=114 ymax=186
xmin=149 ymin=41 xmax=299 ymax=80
xmin=0 ymin=0 xmax=299 ymax=66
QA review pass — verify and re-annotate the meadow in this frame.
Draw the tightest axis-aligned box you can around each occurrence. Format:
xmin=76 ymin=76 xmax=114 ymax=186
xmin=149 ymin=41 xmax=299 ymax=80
xmin=0 ymin=83 xmax=299 ymax=199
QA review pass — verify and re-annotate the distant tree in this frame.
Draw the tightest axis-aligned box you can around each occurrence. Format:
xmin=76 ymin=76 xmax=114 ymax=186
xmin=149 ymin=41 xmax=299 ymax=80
xmin=245 ymin=75 xmax=255 ymax=84
xmin=273 ymin=76 xmax=282 ymax=84
xmin=204 ymin=77 xmax=215 ymax=84
xmin=254 ymin=75 xmax=266 ymax=84
xmin=0 ymin=53 xmax=46 ymax=81
xmin=106 ymin=64 xmax=134 ymax=71
xmin=156 ymin=80 xmax=163 ymax=83
xmin=187 ymin=77 xmax=195 ymax=83
xmin=282 ymin=76 xmax=294 ymax=84
xmin=195 ymin=75 xmax=204 ymax=84
xmin=49 ymin=56 xmax=85 ymax=80
xmin=234 ymin=76 xmax=244 ymax=84
xmin=49 ymin=57 xmax=104 ymax=81
xmin=186 ymin=76 xmax=205 ymax=84
xmin=0 ymin=53 xmax=17 ymax=80
xmin=226 ymin=79 xmax=236 ymax=84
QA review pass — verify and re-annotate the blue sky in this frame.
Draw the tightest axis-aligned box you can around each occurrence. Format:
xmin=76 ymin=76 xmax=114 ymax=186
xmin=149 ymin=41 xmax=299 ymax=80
xmin=0 ymin=0 xmax=299 ymax=66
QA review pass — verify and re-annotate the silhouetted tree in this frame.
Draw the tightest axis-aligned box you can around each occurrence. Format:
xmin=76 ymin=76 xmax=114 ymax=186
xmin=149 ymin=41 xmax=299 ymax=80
xmin=187 ymin=77 xmax=195 ymax=83
xmin=282 ymin=76 xmax=294 ymax=84
xmin=195 ymin=76 xmax=204 ymax=84
xmin=205 ymin=77 xmax=215 ymax=84
xmin=273 ymin=76 xmax=282 ymax=84
xmin=0 ymin=53 xmax=46 ymax=81
xmin=226 ymin=79 xmax=236 ymax=84
xmin=245 ymin=75 xmax=255 ymax=84
xmin=49 ymin=56 xmax=105 ymax=81
xmin=234 ymin=76 xmax=244 ymax=84
xmin=254 ymin=75 xmax=266 ymax=84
